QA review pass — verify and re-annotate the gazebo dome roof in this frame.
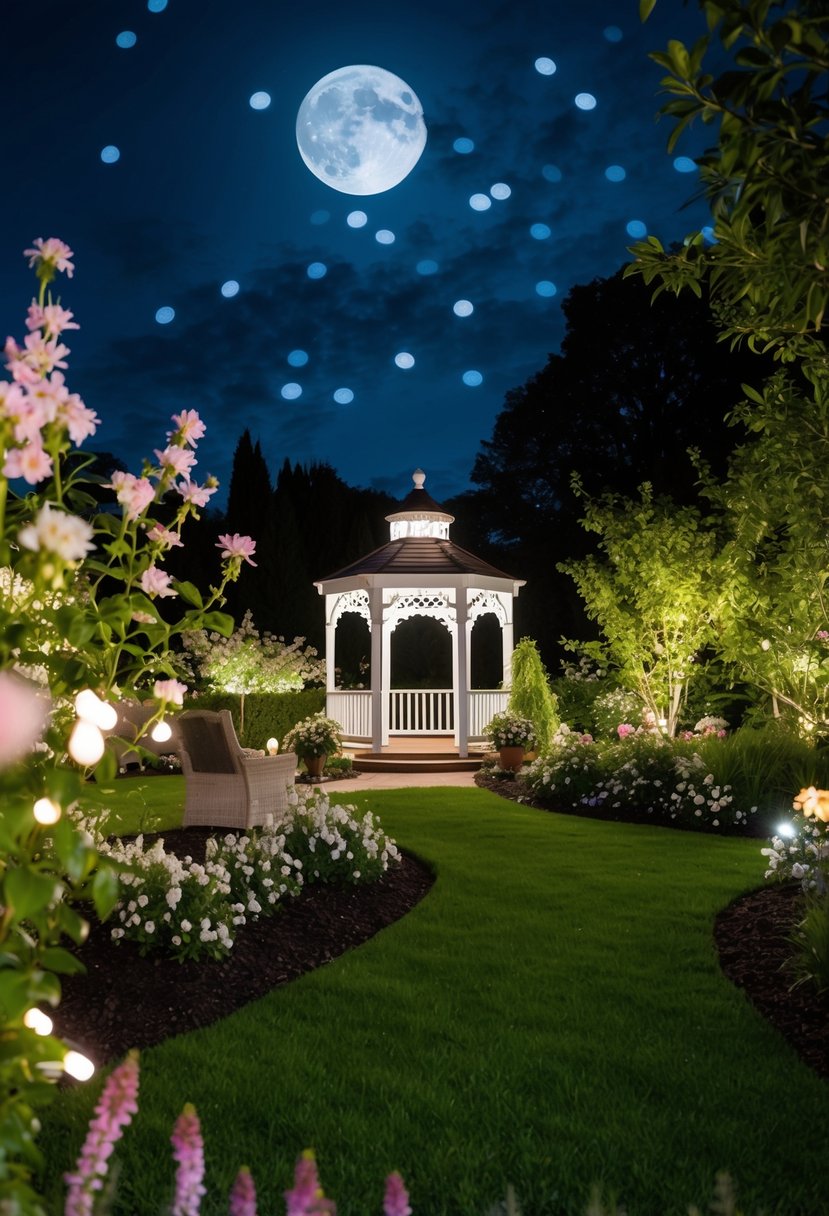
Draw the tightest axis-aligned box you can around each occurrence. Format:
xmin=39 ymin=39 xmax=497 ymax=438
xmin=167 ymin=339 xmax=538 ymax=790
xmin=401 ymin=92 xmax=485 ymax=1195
xmin=385 ymin=468 xmax=455 ymax=525
xmin=319 ymin=535 xmax=518 ymax=582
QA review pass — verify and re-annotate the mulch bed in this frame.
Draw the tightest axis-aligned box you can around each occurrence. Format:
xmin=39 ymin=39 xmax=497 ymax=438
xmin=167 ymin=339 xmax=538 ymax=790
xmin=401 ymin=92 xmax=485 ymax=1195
xmin=53 ymin=830 xmax=433 ymax=1066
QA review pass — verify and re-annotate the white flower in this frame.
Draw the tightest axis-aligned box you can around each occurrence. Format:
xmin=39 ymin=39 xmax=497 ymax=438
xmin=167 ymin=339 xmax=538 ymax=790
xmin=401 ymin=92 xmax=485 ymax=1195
xmin=144 ymin=921 xmax=155 ymax=934
xmin=181 ymin=919 xmax=192 ymax=932
xmin=18 ymin=503 xmax=94 ymax=562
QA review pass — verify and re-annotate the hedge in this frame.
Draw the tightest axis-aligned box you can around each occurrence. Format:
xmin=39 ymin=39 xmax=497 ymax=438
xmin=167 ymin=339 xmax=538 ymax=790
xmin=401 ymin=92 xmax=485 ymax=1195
xmin=189 ymin=689 xmax=326 ymax=750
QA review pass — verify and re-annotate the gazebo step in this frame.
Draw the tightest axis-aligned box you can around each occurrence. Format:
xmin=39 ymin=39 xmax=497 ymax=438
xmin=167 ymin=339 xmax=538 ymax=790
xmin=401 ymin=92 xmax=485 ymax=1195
xmin=350 ymin=752 xmax=484 ymax=773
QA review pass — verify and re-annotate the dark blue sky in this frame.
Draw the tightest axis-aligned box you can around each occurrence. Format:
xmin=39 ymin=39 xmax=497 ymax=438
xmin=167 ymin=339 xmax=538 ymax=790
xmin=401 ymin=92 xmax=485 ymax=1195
xmin=2 ymin=0 xmax=713 ymax=505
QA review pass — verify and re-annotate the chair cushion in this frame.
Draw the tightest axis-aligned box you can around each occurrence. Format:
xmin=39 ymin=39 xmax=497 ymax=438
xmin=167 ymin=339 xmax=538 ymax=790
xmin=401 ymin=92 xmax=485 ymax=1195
xmin=179 ymin=717 xmax=236 ymax=773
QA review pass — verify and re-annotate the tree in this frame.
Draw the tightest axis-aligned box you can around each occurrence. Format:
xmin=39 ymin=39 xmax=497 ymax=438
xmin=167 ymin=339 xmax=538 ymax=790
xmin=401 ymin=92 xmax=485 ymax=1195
xmin=629 ymin=0 xmax=829 ymax=730
xmin=557 ymin=482 xmax=722 ymax=736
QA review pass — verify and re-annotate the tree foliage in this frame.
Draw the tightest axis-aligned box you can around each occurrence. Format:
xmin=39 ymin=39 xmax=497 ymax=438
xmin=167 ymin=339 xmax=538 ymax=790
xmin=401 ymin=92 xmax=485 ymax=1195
xmin=557 ymin=483 xmax=722 ymax=736
xmin=508 ymin=637 xmax=560 ymax=750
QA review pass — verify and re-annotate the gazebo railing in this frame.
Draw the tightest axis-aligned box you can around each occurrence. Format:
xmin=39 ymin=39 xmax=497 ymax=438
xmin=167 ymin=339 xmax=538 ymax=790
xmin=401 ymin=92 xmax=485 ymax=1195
xmin=329 ymin=688 xmax=509 ymax=742
xmin=390 ymin=689 xmax=453 ymax=734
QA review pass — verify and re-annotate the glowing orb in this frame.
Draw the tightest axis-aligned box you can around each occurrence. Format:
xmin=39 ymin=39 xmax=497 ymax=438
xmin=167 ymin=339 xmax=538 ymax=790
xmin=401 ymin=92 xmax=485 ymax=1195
xmin=542 ymin=163 xmax=562 ymax=182
xmin=626 ymin=219 xmax=647 ymax=238
xmin=281 ymin=383 xmax=302 ymax=400
xmin=535 ymin=57 xmax=556 ymax=76
xmin=296 ymin=65 xmax=426 ymax=196
xmin=310 ymin=209 xmax=330 ymax=225
xmin=395 ymin=352 xmax=415 ymax=369
xmin=307 ymin=262 xmax=327 ymax=279
xmin=416 ymin=259 xmax=438 ymax=275
xmin=604 ymin=26 xmax=623 ymax=42
xmin=536 ymin=280 xmax=557 ymax=297
xmin=116 ymin=31 xmax=137 ymax=48
xmin=375 ymin=229 xmax=395 ymax=244
xmin=288 ymin=349 xmax=309 ymax=367
xmin=673 ymin=156 xmax=696 ymax=173
xmin=490 ymin=182 xmax=511 ymax=200
xmin=453 ymin=137 xmax=474 ymax=154
xmin=575 ymin=93 xmax=597 ymax=110
xmin=101 ymin=146 xmax=120 ymax=164
xmin=221 ymin=280 xmax=239 ymax=297
xmin=453 ymin=300 xmax=473 ymax=317
xmin=469 ymin=194 xmax=491 ymax=211
xmin=347 ymin=211 xmax=368 ymax=227
xmin=462 ymin=370 xmax=483 ymax=386
xmin=155 ymin=306 xmax=175 ymax=325
xmin=334 ymin=387 xmax=354 ymax=403
xmin=530 ymin=223 xmax=551 ymax=240
xmin=250 ymin=92 xmax=271 ymax=110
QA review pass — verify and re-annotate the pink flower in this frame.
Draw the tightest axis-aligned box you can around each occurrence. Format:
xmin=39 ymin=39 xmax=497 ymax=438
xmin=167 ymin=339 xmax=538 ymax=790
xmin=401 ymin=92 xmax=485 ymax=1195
xmin=170 ymin=1104 xmax=206 ymax=1216
xmin=140 ymin=565 xmax=177 ymax=599
xmin=168 ymin=409 xmax=206 ymax=448
xmin=383 ymin=1172 xmax=412 ymax=1216
xmin=153 ymin=678 xmax=187 ymax=706
xmin=63 ymin=1052 xmax=140 ymax=1216
xmin=216 ymin=533 xmax=257 ymax=566
xmin=3 ymin=439 xmax=53 ymax=484
xmin=26 ymin=300 xmax=79 ymax=336
xmin=146 ymin=523 xmax=184 ymax=548
xmin=24 ymin=236 xmax=75 ymax=279
xmin=26 ymin=371 xmax=71 ymax=426
xmin=285 ymin=1152 xmax=335 ymax=1216
xmin=229 ymin=1167 xmax=258 ymax=1216
xmin=62 ymin=393 xmax=99 ymax=444
xmin=155 ymin=445 xmax=197 ymax=478
xmin=0 ymin=672 xmax=49 ymax=768
xmin=4 ymin=336 xmax=41 ymax=385
xmin=616 ymin=723 xmax=635 ymax=739
xmin=817 ymin=631 xmax=829 ymax=641
xmin=177 ymin=477 xmax=218 ymax=508
xmin=109 ymin=471 xmax=156 ymax=521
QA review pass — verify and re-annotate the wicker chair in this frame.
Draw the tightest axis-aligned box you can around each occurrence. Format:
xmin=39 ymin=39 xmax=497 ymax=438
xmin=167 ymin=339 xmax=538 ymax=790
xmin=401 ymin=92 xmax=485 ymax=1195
xmin=107 ymin=700 xmax=181 ymax=770
xmin=177 ymin=709 xmax=297 ymax=829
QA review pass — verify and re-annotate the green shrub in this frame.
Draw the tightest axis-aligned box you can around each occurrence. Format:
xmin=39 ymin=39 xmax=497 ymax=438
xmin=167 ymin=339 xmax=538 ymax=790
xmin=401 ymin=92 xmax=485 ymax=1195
xmin=692 ymin=725 xmax=829 ymax=820
xmin=508 ymin=637 xmax=559 ymax=751
xmin=191 ymin=689 xmax=325 ymax=749
xmin=789 ymin=894 xmax=829 ymax=996
xmin=591 ymin=687 xmax=644 ymax=738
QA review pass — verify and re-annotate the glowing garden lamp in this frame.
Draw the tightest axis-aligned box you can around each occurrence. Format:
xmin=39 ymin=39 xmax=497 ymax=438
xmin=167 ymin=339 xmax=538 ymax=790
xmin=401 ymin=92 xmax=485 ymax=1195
xmin=777 ymin=822 xmax=796 ymax=839
xmin=151 ymin=719 xmax=172 ymax=743
xmin=63 ymin=1050 xmax=95 ymax=1081
xmin=24 ymin=1008 xmax=53 ymax=1036
xmin=69 ymin=720 xmax=105 ymax=766
xmin=266 ymin=737 xmax=279 ymax=756
xmin=74 ymin=688 xmax=118 ymax=730
xmin=33 ymin=797 xmax=61 ymax=826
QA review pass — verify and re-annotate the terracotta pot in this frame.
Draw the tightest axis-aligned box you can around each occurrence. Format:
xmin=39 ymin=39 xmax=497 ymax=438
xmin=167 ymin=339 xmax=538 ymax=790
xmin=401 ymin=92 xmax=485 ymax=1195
xmin=498 ymin=745 xmax=525 ymax=772
xmin=302 ymin=754 xmax=326 ymax=779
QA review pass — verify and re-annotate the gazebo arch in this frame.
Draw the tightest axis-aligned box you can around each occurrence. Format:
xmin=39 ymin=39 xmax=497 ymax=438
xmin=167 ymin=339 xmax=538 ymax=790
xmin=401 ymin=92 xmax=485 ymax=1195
xmin=315 ymin=470 xmax=525 ymax=758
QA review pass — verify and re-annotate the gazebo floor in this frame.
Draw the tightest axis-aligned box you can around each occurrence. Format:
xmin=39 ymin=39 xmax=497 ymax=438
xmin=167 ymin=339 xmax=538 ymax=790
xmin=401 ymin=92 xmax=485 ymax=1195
xmin=343 ymin=735 xmax=491 ymax=773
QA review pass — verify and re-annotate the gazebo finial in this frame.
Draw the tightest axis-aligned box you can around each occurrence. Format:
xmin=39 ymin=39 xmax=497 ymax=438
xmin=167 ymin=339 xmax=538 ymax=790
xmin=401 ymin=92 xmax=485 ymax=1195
xmin=412 ymin=468 xmax=426 ymax=489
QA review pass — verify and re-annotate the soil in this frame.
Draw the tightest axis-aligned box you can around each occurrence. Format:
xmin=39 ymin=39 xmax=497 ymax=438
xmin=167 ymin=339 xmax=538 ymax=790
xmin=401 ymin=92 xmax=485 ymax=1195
xmin=54 ymin=798 xmax=827 ymax=1084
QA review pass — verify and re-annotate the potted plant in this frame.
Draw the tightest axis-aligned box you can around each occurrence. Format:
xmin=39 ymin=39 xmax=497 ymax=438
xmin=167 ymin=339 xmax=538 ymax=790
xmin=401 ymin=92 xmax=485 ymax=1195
xmin=283 ymin=713 xmax=343 ymax=780
xmin=484 ymin=711 xmax=536 ymax=772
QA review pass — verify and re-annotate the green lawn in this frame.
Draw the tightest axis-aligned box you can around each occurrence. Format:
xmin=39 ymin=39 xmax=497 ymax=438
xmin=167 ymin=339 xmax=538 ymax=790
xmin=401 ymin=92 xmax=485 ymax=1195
xmin=40 ymin=780 xmax=829 ymax=1215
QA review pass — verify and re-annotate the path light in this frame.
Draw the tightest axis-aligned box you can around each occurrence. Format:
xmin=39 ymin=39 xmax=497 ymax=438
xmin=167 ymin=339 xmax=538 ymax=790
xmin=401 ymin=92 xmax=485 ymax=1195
xmin=33 ymin=797 xmax=61 ymax=826
xmin=24 ymin=1008 xmax=53 ymax=1036
xmin=63 ymin=1050 xmax=95 ymax=1081
xmin=69 ymin=720 xmax=105 ymax=766
xmin=151 ymin=719 xmax=172 ymax=743
xmin=267 ymin=737 xmax=279 ymax=756
xmin=777 ymin=822 xmax=796 ymax=839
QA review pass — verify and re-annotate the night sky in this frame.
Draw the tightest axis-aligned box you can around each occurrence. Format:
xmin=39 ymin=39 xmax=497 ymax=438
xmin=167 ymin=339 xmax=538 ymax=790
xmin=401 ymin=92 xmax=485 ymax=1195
xmin=3 ymin=0 xmax=715 ymax=507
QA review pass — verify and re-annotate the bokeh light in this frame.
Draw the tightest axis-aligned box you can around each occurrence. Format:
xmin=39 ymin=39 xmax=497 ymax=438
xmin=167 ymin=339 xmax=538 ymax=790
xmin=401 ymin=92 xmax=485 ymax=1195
xmin=116 ymin=31 xmax=137 ymax=48
xmin=575 ymin=93 xmax=597 ymax=110
xmin=604 ymin=25 xmax=623 ymax=42
xmin=395 ymin=352 xmax=415 ymax=369
xmin=147 ymin=0 xmax=167 ymax=11
xmin=288 ymin=349 xmax=309 ymax=367
xmin=375 ymin=229 xmax=395 ymax=245
xmin=347 ymin=211 xmax=368 ymax=228
xmin=307 ymin=262 xmax=327 ymax=279
xmin=416 ymin=259 xmax=439 ymax=276
xmin=490 ymin=182 xmax=511 ymax=200
xmin=469 ymin=194 xmax=491 ymax=211
xmin=530 ymin=223 xmax=551 ymax=240
xmin=702 ymin=225 xmax=717 ymax=244
xmin=541 ymin=164 xmax=562 ymax=182
xmin=535 ymin=280 xmax=557 ymax=297
xmin=310 ymin=210 xmax=330 ymax=225
xmin=605 ymin=164 xmax=626 ymax=182
xmin=220 ymin=280 xmax=239 ymax=298
xmin=534 ymin=57 xmax=556 ymax=76
xmin=453 ymin=299 xmax=474 ymax=317
xmin=453 ymin=137 xmax=475 ymax=154
xmin=626 ymin=219 xmax=648 ymax=238
xmin=155 ymin=306 xmax=175 ymax=325
xmin=281 ymin=383 xmax=302 ymax=400
xmin=334 ymin=387 xmax=354 ymax=404
xmin=673 ymin=156 xmax=696 ymax=173
xmin=100 ymin=146 xmax=120 ymax=164
xmin=462 ymin=370 xmax=483 ymax=387
xmin=249 ymin=92 xmax=271 ymax=110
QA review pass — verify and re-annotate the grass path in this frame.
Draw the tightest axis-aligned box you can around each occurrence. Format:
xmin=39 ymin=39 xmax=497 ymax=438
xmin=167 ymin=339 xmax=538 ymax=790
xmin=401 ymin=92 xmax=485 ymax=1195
xmin=40 ymin=783 xmax=829 ymax=1214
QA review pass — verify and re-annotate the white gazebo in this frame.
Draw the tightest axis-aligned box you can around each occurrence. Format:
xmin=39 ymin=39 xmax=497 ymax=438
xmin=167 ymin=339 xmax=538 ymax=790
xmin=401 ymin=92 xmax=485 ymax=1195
xmin=314 ymin=470 xmax=525 ymax=758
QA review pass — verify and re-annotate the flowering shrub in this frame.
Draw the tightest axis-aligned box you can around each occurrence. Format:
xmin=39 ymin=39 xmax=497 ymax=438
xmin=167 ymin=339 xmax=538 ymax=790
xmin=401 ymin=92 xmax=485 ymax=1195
xmin=524 ymin=732 xmax=757 ymax=832
xmin=284 ymin=712 xmax=343 ymax=758
xmin=484 ymin=710 xmax=536 ymax=750
xmin=591 ymin=687 xmax=644 ymax=739
xmin=182 ymin=608 xmax=325 ymax=695
xmin=0 ymin=238 xmax=257 ymax=1209
xmin=82 ymin=788 xmax=398 ymax=961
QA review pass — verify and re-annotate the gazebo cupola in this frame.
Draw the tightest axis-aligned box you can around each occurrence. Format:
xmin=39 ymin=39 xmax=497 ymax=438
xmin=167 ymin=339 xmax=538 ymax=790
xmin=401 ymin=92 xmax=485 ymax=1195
xmin=315 ymin=470 xmax=525 ymax=758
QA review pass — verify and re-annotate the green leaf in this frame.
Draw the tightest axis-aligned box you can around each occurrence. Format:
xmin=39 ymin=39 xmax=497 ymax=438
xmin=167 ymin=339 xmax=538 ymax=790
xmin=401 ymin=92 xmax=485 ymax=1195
xmin=54 ymin=605 xmax=95 ymax=647
xmin=199 ymin=611 xmax=235 ymax=636
xmin=639 ymin=0 xmax=658 ymax=20
xmin=175 ymin=580 xmax=204 ymax=608
xmin=93 ymin=748 xmax=118 ymax=785
xmin=0 ymin=972 xmax=32 ymax=1022
xmin=4 ymin=868 xmax=60 ymax=923
xmin=39 ymin=947 xmax=85 ymax=976
xmin=92 ymin=866 xmax=121 ymax=920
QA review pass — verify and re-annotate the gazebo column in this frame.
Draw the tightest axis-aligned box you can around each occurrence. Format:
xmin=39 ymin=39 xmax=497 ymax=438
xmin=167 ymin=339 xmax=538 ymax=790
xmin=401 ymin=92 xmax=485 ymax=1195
xmin=455 ymin=587 xmax=469 ymax=758
xmin=501 ymin=596 xmax=514 ymax=688
xmin=325 ymin=595 xmax=336 ymax=694
xmin=369 ymin=586 xmax=384 ymax=753
xmin=381 ymin=613 xmax=392 ymax=746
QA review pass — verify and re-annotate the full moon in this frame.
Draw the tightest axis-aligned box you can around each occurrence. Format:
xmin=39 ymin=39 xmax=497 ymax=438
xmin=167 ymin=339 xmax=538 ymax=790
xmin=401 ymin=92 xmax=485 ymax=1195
xmin=296 ymin=65 xmax=427 ymax=196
